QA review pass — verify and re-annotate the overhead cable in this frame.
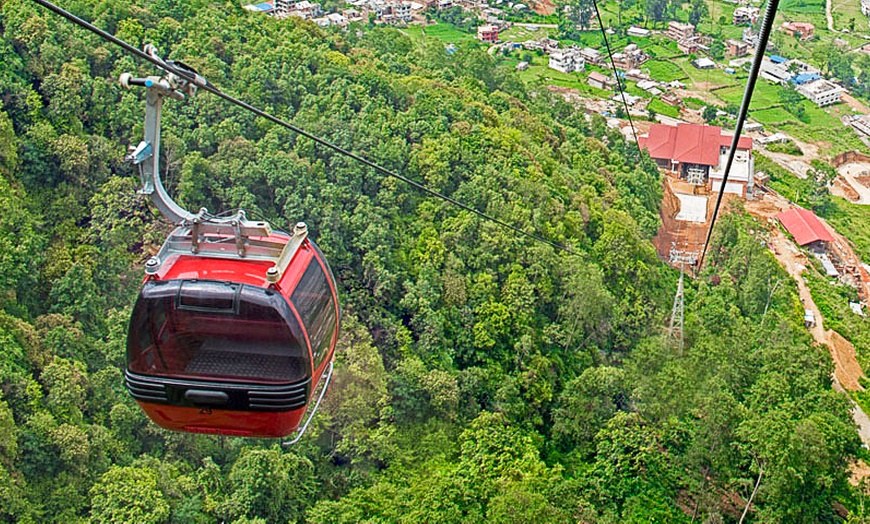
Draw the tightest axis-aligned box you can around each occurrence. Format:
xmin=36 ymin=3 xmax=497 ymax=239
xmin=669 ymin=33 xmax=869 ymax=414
xmin=698 ymin=0 xmax=781 ymax=269
xmin=589 ymin=0 xmax=643 ymax=159
xmin=29 ymin=0 xmax=579 ymax=256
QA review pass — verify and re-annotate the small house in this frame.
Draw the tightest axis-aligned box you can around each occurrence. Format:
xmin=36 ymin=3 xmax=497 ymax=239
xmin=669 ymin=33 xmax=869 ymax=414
xmin=726 ymin=39 xmax=749 ymax=57
xmin=588 ymin=71 xmax=613 ymax=90
xmin=627 ymin=26 xmax=651 ymax=37
xmin=667 ymin=21 xmax=695 ymax=41
xmin=477 ymin=24 xmax=499 ymax=43
xmin=781 ymin=22 xmax=814 ymax=40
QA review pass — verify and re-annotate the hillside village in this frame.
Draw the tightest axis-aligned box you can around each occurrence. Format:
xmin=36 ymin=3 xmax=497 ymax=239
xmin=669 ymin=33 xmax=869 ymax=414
xmin=241 ymin=0 xmax=870 ymax=462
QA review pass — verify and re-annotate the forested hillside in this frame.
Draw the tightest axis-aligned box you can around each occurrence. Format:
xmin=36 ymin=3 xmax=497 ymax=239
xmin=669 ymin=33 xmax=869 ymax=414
xmin=0 ymin=0 xmax=865 ymax=522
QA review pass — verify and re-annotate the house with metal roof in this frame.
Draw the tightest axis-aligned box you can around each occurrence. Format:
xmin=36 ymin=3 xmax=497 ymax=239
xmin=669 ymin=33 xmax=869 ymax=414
xmin=776 ymin=208 xmax=833 ymax=248
xmin=638 ymin=123 xmax=755 ymax=197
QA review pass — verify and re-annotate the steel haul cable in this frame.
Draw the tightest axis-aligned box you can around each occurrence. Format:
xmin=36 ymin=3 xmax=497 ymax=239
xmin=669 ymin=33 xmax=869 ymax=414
xmin=698 ymin=0 xmax=781 ymax=269
xmin=29 ymin=0 xmax=579 ymax=256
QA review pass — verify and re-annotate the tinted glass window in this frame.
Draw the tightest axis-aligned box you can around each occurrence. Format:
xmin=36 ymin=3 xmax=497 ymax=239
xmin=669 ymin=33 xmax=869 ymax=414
xmin=178 ymin=280 xmax=239 ymax=312
xmin=127 ymin=280 xmax=309 ymax=384
xmin=291 ymin=259 xmax=337 ymax=368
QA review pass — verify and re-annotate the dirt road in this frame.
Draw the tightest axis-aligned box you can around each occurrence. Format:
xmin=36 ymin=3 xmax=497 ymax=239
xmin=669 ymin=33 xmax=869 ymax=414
xmin=747 ymin=193 xmax=867 ymax=391
xmin=837 ymin=162 xmax=870 ymax=204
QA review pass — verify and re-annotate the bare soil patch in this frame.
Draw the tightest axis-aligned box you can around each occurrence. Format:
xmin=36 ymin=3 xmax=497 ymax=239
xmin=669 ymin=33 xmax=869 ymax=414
xmin=833 ymin=177 xmax=861 ymax=202
xmin=850 ymin=460 xmax=870 ymax=486
xmin=830 ymin=330 xmax=865 ymax=391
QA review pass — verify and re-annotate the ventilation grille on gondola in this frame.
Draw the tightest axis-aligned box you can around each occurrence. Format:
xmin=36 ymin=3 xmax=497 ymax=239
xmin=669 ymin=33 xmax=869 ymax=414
xmin=125 ymin=373 xmax=169 ymax=403
xmin=248 ymin=383 xmax=308 ymax=411
xmin=124 ymin=370 xmax=310 ymax=412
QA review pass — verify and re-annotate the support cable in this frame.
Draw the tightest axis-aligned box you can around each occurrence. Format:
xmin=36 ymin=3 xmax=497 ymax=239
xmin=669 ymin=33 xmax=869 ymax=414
xmin=698 ymin=0 xmax=780 ymax=269
xmin=589 ymin=0 xmax=643 ymax=158
xmin=30 ymin=0 xmax=579 ymax=256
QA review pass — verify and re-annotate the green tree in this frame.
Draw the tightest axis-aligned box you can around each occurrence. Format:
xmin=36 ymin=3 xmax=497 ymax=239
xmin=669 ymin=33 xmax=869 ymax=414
xmin=89 ymin=466 xmax=170 ymax=524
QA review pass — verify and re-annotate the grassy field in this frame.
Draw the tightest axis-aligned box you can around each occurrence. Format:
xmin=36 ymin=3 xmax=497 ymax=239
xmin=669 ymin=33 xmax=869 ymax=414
xmin=415 ymin=23 xmax=477 ymax=44
xmin=500 ymin=25 xmax=552 ymax=42
xmin=679 ymin=60 xmax=741 ymax=89
xmin=515 ymin=64 xmax=587 ymax=91
xmin=780 ymin=0 xmax=826 ymax=14
xmin=825 ymin=197 xmax=870 ymax=261
xmin=831 ymin=0 xmax=867 ymax=30
xmin=644 ymin=60 xmax=689 ymax=82
xmin=682 ymin=97 xmax=707 ymax=110
xmin=751 ymin=106 xmax=798 ymax=126
xmin=648 ymin=98 xmax=680 ymax=118
xmin=715 ymin=81 xmax=784 ymax=108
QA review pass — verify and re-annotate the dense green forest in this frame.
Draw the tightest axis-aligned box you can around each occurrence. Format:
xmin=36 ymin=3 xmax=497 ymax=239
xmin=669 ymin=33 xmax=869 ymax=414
xmin=0 ymin=0 xmax=866 ymax=521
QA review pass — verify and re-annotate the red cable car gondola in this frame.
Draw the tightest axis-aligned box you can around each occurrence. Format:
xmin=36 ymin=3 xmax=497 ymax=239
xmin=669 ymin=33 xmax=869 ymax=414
xmin=120 ymin=51 xmax=339 ymax=439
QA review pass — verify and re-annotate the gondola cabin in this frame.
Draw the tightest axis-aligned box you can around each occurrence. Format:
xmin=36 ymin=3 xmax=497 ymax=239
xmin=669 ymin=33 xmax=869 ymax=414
xmin=125 ymin=221 xmax=339 ymax=438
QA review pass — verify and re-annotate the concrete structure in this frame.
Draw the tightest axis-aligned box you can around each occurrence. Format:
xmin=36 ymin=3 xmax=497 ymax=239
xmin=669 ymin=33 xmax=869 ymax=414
xmin=611 ymin=44 xmax=648 ymax=70
xmin=522 ymin=37 xmax=559 ymax=53
xmin=627 ymin=26 xmax=651 ymax=37
xmin=667 ymin=21 xmax=695 ymax=41
xmin=580 ymin=47 xmax=602 ymax=64
xmin=675 ymin=193 xmax=708 ymax=222
xmin=781 ymin=21 xmax=815 ymax=40
xmin=587 ymin=71 xmax=613 ymax=90
xmin=797 ymin=79 xmax=844 ymax=107
xmin=661 ymin=92 xmax=681 ymax=106
xmin=756 ymin=132 xmax=790 ymax=145
xmin=760 ymin=57 xmax=792 ymax=85
xmin=733 ymin=6 xmax=759 ymax=25
xmin=477 ymin=24 xmax=499 ymax=43
xmin=791 ymin=72 xmax=821 ymax=85
xmin=862 ymin=0 xmax=870 ymax=16
xmin=274 ymin=0 xmax=322 ymax=18
xmin=275 ymin=0 xmax=323 ymax=20
xmin=847 ymin=114 xmax=870 ymax=137
xmin=548 ymin=48 xmax=584 ymax=73
xmin=342 ymin=8 xmax=365 ymax=22
xmin=638 ymin=123 xmax=755 ymax=196
xmin=692 ymin=57 xmax=716 ymax=69
xmin=326 ymin=12 xmax=349 ymax=25
xmin=726 ymin=39 xmax=749 ymax=57
xmin=637 ymin=80 xmax=659 ymax=92
xmin=678 ymin=37 xmax=702 ymax=54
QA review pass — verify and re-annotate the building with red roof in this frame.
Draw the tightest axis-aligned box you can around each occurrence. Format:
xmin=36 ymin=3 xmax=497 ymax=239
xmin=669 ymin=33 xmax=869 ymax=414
xmin=638 ymin=123 xmax=755 ymax=197
xmin=776 ymin=208 xmax=833 ymax=247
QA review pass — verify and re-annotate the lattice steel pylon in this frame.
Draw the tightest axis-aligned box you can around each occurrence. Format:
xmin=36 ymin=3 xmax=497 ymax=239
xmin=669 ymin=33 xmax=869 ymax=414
xmin=667 ymin=268 xmax=685 ymax=353
xmin=667 ymin=245 xmax=698 ymax=354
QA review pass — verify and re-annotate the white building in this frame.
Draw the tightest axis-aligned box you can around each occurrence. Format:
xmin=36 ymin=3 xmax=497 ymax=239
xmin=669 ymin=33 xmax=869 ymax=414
xmin=627 ymin=26 xmax=651 ymax=37
xmin=733 ymin=6 xmax=759 ymax=25
xmin=326 ymin=12 xmax=349 ymax=26
xmin=847 ymin=114 xmax=870 ymax=137
xmin=709 ymin=146 xmax=755 ymax=197
xmin=274 ymin=0 xmax=322 ymax=18
xmin=797 ymin=79 xmax=844 ymax=107
xmin=579 ymin=47 xmax=602 ymax=64
xmin=549 ymin=48 xmax=585 ymax=73
xmin=863 ymin=0 xmax=870 ymax=16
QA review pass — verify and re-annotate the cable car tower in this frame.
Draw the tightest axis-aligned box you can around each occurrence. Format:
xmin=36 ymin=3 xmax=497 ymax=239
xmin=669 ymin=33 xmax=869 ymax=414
xmin=667 ymin=244 xmax=698 ymax=354
xmin=122 ymin=46 xmax=339 ymax=442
